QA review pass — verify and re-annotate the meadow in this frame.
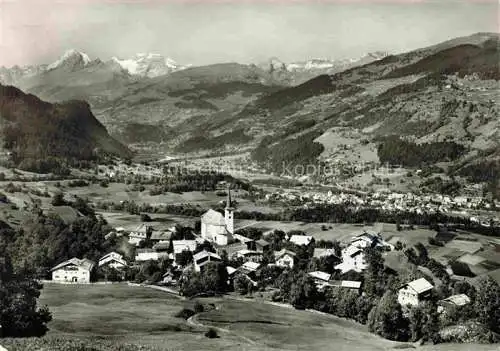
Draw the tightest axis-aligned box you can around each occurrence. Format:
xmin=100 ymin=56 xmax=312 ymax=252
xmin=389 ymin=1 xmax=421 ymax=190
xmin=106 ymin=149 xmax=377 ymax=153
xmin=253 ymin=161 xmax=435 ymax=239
xmin=4 ymin=284 xmax=399 ymax=351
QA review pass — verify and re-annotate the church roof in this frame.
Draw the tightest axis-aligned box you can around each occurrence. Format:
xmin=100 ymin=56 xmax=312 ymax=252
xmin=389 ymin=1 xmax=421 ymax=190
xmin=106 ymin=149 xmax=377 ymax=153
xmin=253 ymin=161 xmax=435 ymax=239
xmin=201 ymin=209 xmax=226 ymax=225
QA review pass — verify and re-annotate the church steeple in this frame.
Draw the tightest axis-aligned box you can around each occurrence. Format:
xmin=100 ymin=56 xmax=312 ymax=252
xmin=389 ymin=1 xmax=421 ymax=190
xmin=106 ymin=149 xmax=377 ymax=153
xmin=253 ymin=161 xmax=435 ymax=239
xmin=226 ymin=186 xmax=234 ymax=209
xmin=224 ymin=186 xmax=234 ymax=235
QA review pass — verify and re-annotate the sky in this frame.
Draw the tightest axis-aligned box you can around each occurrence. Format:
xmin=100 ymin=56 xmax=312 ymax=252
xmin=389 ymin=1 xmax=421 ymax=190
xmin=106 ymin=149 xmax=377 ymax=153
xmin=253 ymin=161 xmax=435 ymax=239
xmin=0 ymin=0 xmax=498 ymax=67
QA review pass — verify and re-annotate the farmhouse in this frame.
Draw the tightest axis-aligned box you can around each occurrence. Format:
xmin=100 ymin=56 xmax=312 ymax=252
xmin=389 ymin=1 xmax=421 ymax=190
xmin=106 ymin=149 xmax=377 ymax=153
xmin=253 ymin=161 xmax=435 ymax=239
xmin=98 ymin=252 xmax=127 ymax=269
xmin=200 ymin=189 xmax=234 ymax=246
xmin=274 ymin=249 xmax=296 ymax=269
xmin=308 ymin=271 xmax=331 ymax=289
xmin=438 ymin=294 xmax=471 ymax=313
xmin=193 ymin=250 xmax=222 ymax=272
xmin=128 ymin=223 xmax=151 ymax=246
xmin=334 ymin=245 xmax=367 ymax=273
xmin=397 ymin=278 xmax=434 ymax=307
xmin=51 ymin=258 xmax=95 ymax=283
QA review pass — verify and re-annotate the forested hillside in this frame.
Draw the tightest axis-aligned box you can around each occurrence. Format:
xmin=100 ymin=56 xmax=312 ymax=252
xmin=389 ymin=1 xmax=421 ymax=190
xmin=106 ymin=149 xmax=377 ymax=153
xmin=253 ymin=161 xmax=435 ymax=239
xmin=0 ymin=85 xmax=131 ymax=173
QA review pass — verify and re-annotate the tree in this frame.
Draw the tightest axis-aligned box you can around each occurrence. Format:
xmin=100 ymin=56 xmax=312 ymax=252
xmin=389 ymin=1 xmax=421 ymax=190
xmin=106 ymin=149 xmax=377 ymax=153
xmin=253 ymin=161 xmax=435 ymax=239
xmin=289 ymin=272 xmax=318 ymax=310
xmin=201 ymin=262 xmax=228 ymax=294
xmin=51 ymin=192 xmax=65 ymax=206
xmin=234 ymin=274 xmax=251 ymax=295
xmin=176 ymin=250 xmax=193 ymax=267
xmin=0 ymin=255 xmax=52 ymax=337
xmin=367 ymin=291 xmax=409 ymax=341
xmin=474 ymin=276 xmax=500 ymax=333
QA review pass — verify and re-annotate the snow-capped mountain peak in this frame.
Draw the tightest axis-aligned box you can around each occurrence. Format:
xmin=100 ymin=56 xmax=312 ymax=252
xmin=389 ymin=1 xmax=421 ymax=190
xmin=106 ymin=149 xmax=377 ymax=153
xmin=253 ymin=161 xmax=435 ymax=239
xmin=47 ymin=49 xmax=92 ymax=70
xmin=112 ymin=53 xmax=187 ymax=78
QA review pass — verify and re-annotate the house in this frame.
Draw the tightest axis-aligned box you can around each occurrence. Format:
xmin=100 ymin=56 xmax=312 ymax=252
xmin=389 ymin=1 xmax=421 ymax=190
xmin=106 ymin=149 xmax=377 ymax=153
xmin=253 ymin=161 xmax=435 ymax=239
xmin=327 ymin=280 xmax=363 ymax=292
xmin=438 ymin=294 xmax=471 ymax=313
xmin=334 ymin=245 xmax=367 ymax=273
xmin=246 ymin=239 xmax=270 ymax=252
xmin=233 ymin=249 xmax=263 ymax=263
xmin=349 ymin=231 xmax=393 ymax=251
xmin=98 ymin=252 xmax=127 ymax=269
xmin=308 ymin=271 xmax=331 ymax=289
xmin=193 ymin=251 xmax=222 ymax=272
xmin=340 ymin=280 xmax=362 ymax=291
xmin=135 ymin=249 xmax=168 ymax=262
xmin=200 ymin=189 xmax=234 ymax=246
xmin=150 ymin=231 xmax=171 ymax=243
xmin=128 ymin=223 xmax=151 ymax=246
xmin=398 ymin=278 xmax=434 ymax=307
xmin=274 ymin=249 xmax=296 ymax=269
xmin=172 ymin=240 xmax=197 ymax=255
xmin=51 ymin=258 xmax=95 ymax=283
xmin=239 ymin=261 xmax=260 ymax=275
xmin=289 ymin=235 xmax=313 ymax=246
xmin=313 ymin=248 xmax=338 ymax=259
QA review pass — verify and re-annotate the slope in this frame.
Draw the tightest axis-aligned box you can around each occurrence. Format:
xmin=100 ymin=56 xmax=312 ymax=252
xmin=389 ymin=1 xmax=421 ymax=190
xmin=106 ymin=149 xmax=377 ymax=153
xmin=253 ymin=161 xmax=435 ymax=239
xmin=0 ymin=85 xmax=131 ymax=173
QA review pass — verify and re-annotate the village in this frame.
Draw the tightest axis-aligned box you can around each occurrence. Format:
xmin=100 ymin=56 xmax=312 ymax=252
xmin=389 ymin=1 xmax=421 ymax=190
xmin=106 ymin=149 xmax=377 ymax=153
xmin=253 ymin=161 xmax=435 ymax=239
xmin=48 ymin=186 xmax=500 ymax=329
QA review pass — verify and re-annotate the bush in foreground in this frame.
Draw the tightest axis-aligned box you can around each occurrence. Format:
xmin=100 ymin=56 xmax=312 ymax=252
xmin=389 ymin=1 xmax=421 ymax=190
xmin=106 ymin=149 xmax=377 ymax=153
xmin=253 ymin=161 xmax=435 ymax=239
xmin=205 ymin=328 xmax=219 ymax=338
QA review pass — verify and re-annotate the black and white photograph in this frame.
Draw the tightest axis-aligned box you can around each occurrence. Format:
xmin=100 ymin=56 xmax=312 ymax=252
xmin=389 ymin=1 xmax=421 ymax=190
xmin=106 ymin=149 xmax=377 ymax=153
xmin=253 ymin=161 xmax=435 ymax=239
xmin=0 ymin=0 xmax=499 ymax=350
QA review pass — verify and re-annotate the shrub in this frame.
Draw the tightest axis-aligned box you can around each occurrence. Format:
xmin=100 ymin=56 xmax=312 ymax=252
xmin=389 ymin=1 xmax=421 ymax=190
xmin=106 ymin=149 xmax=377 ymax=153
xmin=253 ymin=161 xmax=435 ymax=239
xmin=205 ymin=328 xmax=219 ymax=338
xmin=193 ymin=301 xmax=205 ymax=313
xmin=175 ymin=308 xmax=195 ymax=320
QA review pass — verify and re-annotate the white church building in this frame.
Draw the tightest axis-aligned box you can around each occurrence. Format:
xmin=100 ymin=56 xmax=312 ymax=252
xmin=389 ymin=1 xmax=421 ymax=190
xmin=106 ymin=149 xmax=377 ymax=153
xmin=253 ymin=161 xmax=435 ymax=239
xmin=200 ymin=189 xmax=234 ymax=246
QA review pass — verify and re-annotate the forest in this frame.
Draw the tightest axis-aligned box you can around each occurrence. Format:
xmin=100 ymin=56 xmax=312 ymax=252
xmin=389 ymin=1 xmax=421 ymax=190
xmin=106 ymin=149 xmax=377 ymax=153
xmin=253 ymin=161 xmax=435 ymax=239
xmin=376 ymin=136 xmax=466 ymax=167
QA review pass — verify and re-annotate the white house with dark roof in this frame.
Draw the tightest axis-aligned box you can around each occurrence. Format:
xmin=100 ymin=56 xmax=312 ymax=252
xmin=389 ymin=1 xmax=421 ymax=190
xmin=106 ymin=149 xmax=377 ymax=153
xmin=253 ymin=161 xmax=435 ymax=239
xmin=51 ymin=258 xmax=95 ymax=283
xmin=200 ymin=189 xmax=234 ymax=246
xmin=274 ymin=249 xmax=296 ymax=269
xmin=398 ymin=278 xmax=434 ymax=307
xmin=98 ymin=252 xmax=127 ymax=269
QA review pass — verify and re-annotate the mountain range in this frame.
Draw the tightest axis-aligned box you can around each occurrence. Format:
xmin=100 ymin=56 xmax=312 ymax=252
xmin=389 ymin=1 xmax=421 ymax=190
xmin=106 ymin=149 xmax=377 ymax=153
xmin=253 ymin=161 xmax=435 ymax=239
xmin=0 ymin=32 xmax=498 ymax=192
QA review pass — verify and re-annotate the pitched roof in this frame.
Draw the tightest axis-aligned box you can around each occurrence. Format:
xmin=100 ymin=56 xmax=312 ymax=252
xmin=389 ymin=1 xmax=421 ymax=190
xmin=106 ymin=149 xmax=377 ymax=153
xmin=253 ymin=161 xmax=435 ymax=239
xmin=274 ymin=249 xmax=296 ymax=259
xmin=289 ymin=235 xmax=313 ymax=246
xmin=256 ymin=239 xmax=270 ymax=247
xmin=241 ymin=261 xmax=260 ymax=272
xmin=172 ymin=240 xmax=197 ymax=254
xmin=150 ymin=231 xmax=171 ymax=241
xmin=193 ymin=250 xmax=221 ymax=262
xmin=403 ymin=278 xmax=434 ymax=294
xmin=226 ymin=266 xmax=238 ymax=275
xmin=98 ymin=253 xmax=127 ymax=267
xmin=313 ymin=248 xmax=337 ymax=258
xmin=201 ymin=209 xmax=226 ymax=225
xmin=440 ymin=294 xmax=471 ymax=306
xmin=51 ymin=258 xmax=95 ymax=272
xmin=341 ymin=280 xmax=362 ymax=289
xmin=308 ymin=271 xmax=331 ymax=282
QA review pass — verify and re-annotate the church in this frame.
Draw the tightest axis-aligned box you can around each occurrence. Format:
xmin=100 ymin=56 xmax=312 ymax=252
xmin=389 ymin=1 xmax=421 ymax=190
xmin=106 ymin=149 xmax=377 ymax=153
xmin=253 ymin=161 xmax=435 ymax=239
xmin=200 ymin=189 xmax=234 ymax=246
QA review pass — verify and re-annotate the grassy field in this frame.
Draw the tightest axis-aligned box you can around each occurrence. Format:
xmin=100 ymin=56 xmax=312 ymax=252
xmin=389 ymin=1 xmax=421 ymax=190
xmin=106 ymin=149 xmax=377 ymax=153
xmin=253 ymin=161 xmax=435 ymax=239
xmin=3 ymin=282 xmax=497 ymax=350
xmin=33 ymin=284 xmax=404 ymax=351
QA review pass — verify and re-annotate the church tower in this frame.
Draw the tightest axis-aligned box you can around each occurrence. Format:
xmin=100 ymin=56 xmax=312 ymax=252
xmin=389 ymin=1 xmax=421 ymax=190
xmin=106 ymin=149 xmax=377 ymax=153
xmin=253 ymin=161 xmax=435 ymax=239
xmin=224 ymin=187 xmax=234 ymax=235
